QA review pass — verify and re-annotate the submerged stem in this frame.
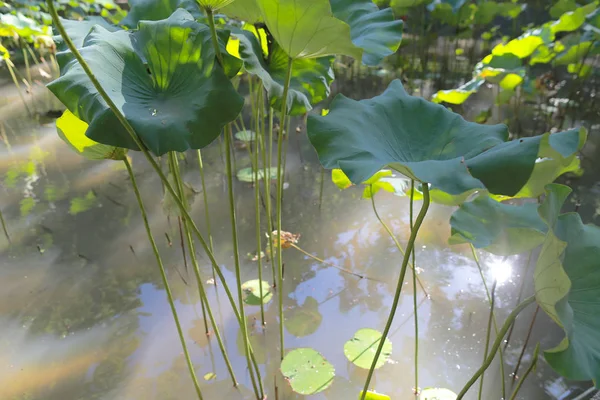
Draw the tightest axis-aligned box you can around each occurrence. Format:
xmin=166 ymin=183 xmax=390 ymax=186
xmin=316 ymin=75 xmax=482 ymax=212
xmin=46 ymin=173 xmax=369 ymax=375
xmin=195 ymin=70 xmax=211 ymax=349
xmin=508 ymin=344 xmax=540 ymax=400
xmin=123 ymin=157 xmax=203 ymax=400
xmin=47 ymin=0 xmax=263 ymax=381
xmin=360 ymin=184 xmax=431 ymax=400
xmin=197 ymin=149 xmax=216 ymax=284
xmin=0 ymin=208 xmax=10 ymax=244
xmin=478 ymin=280 xmax=497 ymax=400
xmin=224 ymin=128 xmax=263 ymax=400
xmin=276 ymin=56 xmax=294 ymax=361
xmin=169 ymin=152 xmax=238 ymax=387
xmin=456 ymin=296 xmax=536 ymax=400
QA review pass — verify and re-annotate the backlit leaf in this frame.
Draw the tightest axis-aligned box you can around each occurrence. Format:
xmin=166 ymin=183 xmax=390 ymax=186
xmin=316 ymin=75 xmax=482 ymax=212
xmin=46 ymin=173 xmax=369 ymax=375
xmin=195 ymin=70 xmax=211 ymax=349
xmin=344 ymin=328 xmax=392 ymax=369
xmin=280 ymin=348 xmax=335 ymax=395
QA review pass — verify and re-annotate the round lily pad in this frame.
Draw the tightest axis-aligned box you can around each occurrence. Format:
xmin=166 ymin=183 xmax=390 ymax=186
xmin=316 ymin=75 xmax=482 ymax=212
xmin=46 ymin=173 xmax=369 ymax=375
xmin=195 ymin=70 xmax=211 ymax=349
xmin=344 ymin=328 xmax=392 ymax=369
xmin=241 ymin=279 xmax=273 ymax=305
xmin=280 ymin=348 xmax=335 ymax=395
xmin=234 ymin=130 xmax=256 ymax=142
xmin=419 ymin=387 xmax=457 ymax=400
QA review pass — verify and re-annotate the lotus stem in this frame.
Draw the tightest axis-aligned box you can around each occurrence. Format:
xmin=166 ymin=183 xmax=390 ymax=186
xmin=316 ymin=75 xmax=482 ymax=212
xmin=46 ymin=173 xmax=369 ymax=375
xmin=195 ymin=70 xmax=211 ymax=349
xmin=409 ymin=180 xmax=419 ymax=397
xmin=511 ymin=305 xmax=540 ymax=387
xmin=370 ymin=188 xmax=429 ymax=297
xmin=276 ymin=56 xmax=294 ymax=361
xmin=504 ymin=250 xmax=534 ymax=351
xmin=224 ymin=127 xmax=264 ymax=399
xmin=169 ymin=152 xmax=238 ymax=387
xmin=478 ymin=280 xmax=497 ymax=400
xmin=6 ymin=59 xmax=32 ymax=116
xmin=123 ymin=157 xmax=204 ymax=400
xmin=470 ymin=244 xmax=506 ymax=399
xmin=205 ymin=8 xmax=224 ymax=66
xmin=254 ymin=87 xmax=266 ymax=326
xmin=197 ymin=149 xmax=216 ymax=285
xmin=360 ymin=184 xmax=431 ymax=400
xmin=21 ymin=39 xmax=32 ymax=87
xmin=318 ymin=167 xmax=325 ymax=210
xmin=263 ymin=107 xmax=276 ymax=286
xmin=0 ymin=208 xmax=10 ymax=244
xmin=508 ymin=344 xmax=540 ymax=400
xmin=46 ymin=0 xmax=264 ymax=387
xmin=456 ymin=295 xmax=536 ymax=400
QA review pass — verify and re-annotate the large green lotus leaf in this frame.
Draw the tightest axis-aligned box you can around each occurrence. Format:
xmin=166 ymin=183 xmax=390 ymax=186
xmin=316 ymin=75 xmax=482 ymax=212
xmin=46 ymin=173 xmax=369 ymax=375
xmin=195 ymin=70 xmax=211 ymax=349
xmin=344 ymin=328 xmax=392 ymax=369
xmin=54 ymin=17 xmax=117 ymax=53
xmin=280 ymin=348 xmax=335 ymax=395
xmin=256 ymin=0 xmax=362 ymax=60
xmin=329 ymin=0 xmax=404 ymax=66
xmin=550 ymin=9 xmax=586 ymax=35
xmin=492 ymin=127 xmax=586 ymax=200
xmin=56 ymin=110 xmax=127 ymax=160
xmin=48 ymin=10 xmax=244 ymax=156
xmin=120 ymin=0 xmax=203 ymax=28
xmin=307 ymin=79 xmax=509 ymax=198
xmin=233 ymin=29 xmax=334 ymax=115
xmin=221 ymin=0 xmax=263 ymax=22
xmin=449 ymin=196 xmax=547 ymax=256
xmin=555 ymin=41 xmax=595 ymax=65
xmin=535 ymin=184 xmax=600 ymax=383
xmin=492 ymin=27 xmax=553 ymax=58
xmin=432 ymin=79 xmax=484 ymax=105
xmin=285 ymin=296 xmax=323 ymax=337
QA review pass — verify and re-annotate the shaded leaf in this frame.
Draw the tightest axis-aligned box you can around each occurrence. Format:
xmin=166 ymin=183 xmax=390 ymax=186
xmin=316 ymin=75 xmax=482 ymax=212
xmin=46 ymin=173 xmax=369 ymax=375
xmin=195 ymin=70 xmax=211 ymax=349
xmin=233 ymin=29 xmax=334 ymax=115
xmin=280 ymin=348 xmax=335 ymax=395
xmin=344 ymin=328 xmax=392 ymax=369
xmin=56 ymin=110 xmax=127 ymax=161
xmin=535 ymin=184 xmax=600 ymax=383
xmin=241 ymin=279 xmax=273 ymax=305
xmin=120 ymin=0 xmax=203 ymax=29
xmin=330 ymin=0 xmax=404 ymax=66
xmin=221 ymin=0 xmax=263 ymax=23
xmin=48 ymin=10 xmax=244 ymax=156
xmin=449 ymin=196 xmax=547 ymax=255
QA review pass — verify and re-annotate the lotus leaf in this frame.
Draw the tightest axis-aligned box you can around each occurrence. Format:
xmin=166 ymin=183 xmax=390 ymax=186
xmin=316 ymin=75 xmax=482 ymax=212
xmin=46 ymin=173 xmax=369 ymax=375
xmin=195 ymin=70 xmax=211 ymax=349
xmin=344 ymin=328 xmax=392 ymax=369
xmin=329 ymin=0 xmax=404 ymax=66
xmin=48 ymin=10 xmax=244 ymax=156
xmin=332 ymin=169 xmax=398 ymax=199
xmin=285 ymin=296 xmax=323 ymax=337
xmin=555 ymin=41 xmax=595 ymax=65
xmin=222 ymin=0 xmax=263 ymax=23
xmin=233 ymin=29 xmax=334 ymax=115
xmin=280 ymin=348 xmax=335 ymax=395
xmin=256 ymin=0 xmax=362 ymax=60
xmin=234 ymin=130 xmax=256 ymax=142
xmin=241 ymin=279 xmax=273 ymax=305
xmin=198 ymin=0 xmax=235 ymax=11
xmin=449 ymin=196 xmax=547 ymax=255
xmin=550 ymin=0 xmax=577 ymax=19
xmin=419 ymin=387 xmax=457 ymax=400
xmin=0 ymin=12 xmax=50 ymax=39
xmin=56 ymin=110 xmax=127 ymax=160
xmin=492 ymin=27 xmax=552 ymax=58
xmin=534 ymin=184 xmax=600 ymax=384
xmin=432 ymin=79 xmax=483 ymax=104
xmin=120 ymin=0 xmax=203 ymax=28
xmin=236 ymin=167 xmax=278 ymax=182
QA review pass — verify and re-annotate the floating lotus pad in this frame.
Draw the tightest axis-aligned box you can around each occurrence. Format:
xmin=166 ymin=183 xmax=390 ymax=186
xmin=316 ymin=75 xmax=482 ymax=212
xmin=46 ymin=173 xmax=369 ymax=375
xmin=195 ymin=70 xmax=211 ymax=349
xmin=344 ymin=328 xmax=392 ymax=369
xmin=241 ymin=279 xmax=273 ymax=305
xmin=280 ymin=348 xmax=335 ymax=395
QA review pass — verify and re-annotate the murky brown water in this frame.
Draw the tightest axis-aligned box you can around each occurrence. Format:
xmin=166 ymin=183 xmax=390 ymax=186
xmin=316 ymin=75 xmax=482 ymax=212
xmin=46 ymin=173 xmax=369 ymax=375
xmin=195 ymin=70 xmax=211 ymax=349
xmin=1 ymin=72 xmax=599 ymax=400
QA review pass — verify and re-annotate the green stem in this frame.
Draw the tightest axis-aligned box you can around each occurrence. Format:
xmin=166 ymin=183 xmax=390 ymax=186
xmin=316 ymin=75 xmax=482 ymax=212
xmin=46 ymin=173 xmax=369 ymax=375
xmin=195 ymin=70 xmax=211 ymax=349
xmin=456 ymin=296 xmax=536 ymax=400
xmin=0 ymin=208 xmax=10 ymax=244
xmin=205 ymin=8 xmax=224 ymax=65
xmin=169 ymin=152 xmax=238 ymax=387
xmin=197 ymin=149 xmax=216 ymax=285
xmin=45 ymin=1 xmax=264 ymax=388
xmin=371 ymin=188 xmax=429 ymax=297
xmin=318 ymin=167 xmax=325 ymax=210
xmin=511 ymin=305 xmax=540 ymax=387
xmin=478 ymin=280 xmax=497 ymax=400
xmin=254 ymin=87 xmax=266 ymax=326
xmin=504 ymin=250 xmax=534 ymax=351
xmin=224 ymin=128 xmax=263 ymax=400
xmin=264 ymin=107 xmax=276 ymax=286
xmin=361 ymin=184 xmax=431 ymax=400
xmin=470 ymin=245 xmax=506 ymax=399
xmin=276 ymin=56 xmax=294 ymax=361
xmin=123 ymin=157 xmax=203 ymax=400
xmin=409 ymin=180 xmax=419 ymax=397
xmin=508 ymin=344 xmax=540 ymax=400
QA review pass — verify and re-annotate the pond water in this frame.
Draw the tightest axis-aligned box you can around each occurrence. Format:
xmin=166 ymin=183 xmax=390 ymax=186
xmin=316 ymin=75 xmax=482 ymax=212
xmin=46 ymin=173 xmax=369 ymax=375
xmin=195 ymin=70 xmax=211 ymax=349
xmin=1 ymin=73 xmax=599 ymax=400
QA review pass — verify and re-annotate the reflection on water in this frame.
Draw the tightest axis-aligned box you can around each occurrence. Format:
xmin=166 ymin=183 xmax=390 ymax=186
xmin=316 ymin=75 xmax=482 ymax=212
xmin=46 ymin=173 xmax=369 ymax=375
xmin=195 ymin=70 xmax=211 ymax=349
xmin=1 ymin=81 xmax=599 ymax=400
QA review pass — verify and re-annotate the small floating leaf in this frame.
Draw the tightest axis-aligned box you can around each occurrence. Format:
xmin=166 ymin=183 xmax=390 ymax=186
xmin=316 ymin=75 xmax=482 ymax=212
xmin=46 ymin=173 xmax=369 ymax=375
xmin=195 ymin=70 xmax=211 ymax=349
xmin=241 ymin=279 xmax=273 ymax=305
xmin=203 ymin=372 xmax=217 ymax=381
xmin=360 ymin=390 xmax=391 ymax=400
xmin=344 ymin=328 xmax=392 ymax=369
xmin=419 ymin=387 xmax=457 ymax=400
xmin=280 ymin=348 xmax=335 ymax=395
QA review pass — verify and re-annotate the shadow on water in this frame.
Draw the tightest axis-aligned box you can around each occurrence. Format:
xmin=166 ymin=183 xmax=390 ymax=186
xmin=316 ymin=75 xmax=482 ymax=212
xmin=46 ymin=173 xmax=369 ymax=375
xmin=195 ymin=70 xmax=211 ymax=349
xmin=0 ymin=66 xmax=599 ymax=400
